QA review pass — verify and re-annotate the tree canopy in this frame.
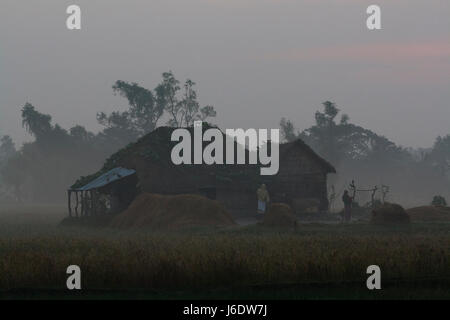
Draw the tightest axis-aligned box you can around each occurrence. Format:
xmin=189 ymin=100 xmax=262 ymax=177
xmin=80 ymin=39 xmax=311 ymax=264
xmin=0 ymin=72 xmax=216 ymax=202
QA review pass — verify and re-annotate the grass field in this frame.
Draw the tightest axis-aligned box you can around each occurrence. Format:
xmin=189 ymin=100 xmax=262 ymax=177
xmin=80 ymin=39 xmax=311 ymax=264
xmin=0 ymin=204 xmax=449 ymax=300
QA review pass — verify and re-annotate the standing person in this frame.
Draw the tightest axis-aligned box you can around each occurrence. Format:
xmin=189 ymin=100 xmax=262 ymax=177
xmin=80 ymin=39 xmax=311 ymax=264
xmin=257 ymin=184 xmax=270 ymax=215
xmin=342 ymin=190 xmax=353 ymax=222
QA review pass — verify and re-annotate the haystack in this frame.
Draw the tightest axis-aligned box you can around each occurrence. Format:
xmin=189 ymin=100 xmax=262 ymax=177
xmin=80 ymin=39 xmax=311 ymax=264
xmin=371 ymin=203 xmax=410 ymax=224
xmin=110 ymin=193 xmax=236 ymax=229
xmin=406 ymin=206 xmax=450 ymax=222
xmin=262 ymin=203 xmax=298 ymax=228
xmin=292 ymin=198 xmax=320 ymax=214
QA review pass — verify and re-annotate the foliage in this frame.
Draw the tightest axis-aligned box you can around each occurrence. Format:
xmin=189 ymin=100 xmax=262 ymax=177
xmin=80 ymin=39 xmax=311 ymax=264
xmin=154 ymin=72 xmax=216 ymax=127
xmin=426 ymin=135 xmax=450 ymax=179
xmin=0 ymin=136 xmax=18 ymax=201
xmin=97 ymin=72 xmax=217 ymax=146
xmin=0 ymin=72 xmax=216 ymax=202
xmin=21 ymin=103 xmax=53 ymax=140
xmin=280 ymin=101 xmax=450 ymax=207
xmin=0 ymin=136 xmax=16 ymax=161
xmin=431 ymin=195 xmax=447 ymax=207
xmin=281 ymin=101 xmax=410 ymax=167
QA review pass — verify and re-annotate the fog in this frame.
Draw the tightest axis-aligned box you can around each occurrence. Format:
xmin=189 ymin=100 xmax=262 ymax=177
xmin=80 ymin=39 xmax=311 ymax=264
xmin=0 ymin=0 xmax=449 ymax=208
xmin=1 ymin=0 xmax=450 ymax=147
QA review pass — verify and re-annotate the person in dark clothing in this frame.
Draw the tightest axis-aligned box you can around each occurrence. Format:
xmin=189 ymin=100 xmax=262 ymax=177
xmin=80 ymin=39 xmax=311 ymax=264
xmin=342 ymin=190 xmax=353 ymax=222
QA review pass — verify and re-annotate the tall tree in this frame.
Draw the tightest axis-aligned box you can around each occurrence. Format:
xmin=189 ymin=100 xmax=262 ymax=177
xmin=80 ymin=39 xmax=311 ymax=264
xmin=101 ymin=72 xmax=217 ymax=132
xmin=0 ymin=136 xmax=16 ymax=162
xmin=154 ymin=71 xmax=216 ymax=127
xmin=280 ymin=101 xmax=408 ymax=166
xmin=155 ymin=71 xmax=181 ymax=127
xmin=280 ymin=117 xmax=297 ymax=142
xmin=426 ymin=135 xmax=450 ymax=179
xmin=21 ymin=102 xmax=52 ymax=140
xmin=112 ymin=80 xmax=164 ymax=134
xmin=96 ymin=111 xmax=139 ymax=146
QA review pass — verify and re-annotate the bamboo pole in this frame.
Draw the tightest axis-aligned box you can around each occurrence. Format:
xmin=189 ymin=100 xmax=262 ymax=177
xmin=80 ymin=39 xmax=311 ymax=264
xmin=68 ymin=190 xmax=72 ymax=218
xmin=91 ymin=190 xmax=96 ymax=216
xmin=81 ymin=191 xmax=86 ymax=217
xmin=75 ymin=191 xmax=79 ymax=217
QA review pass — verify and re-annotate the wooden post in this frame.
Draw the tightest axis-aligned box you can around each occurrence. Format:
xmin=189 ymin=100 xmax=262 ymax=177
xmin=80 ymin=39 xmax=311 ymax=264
xmin=75 ymin=191 xmax=79 ymax=217
xmin=91 ymin=190 xmax=96 ymax=216
xmin=81 ymin=191 xmax=86 ymax=217
xmin=81 ymin=191 xmax=85 ymax=217
xmin=84 ymin=191 xmax=88 ymax=217
xmin=87 ymin=191 xmax=91 ymax=217
xmin=68 ymin=190 xmax=72 ymax=218
xmin=86 ymin=190 xmax=90 ymax=216
xmin=92 ymin=191 xmax=96 ymax=216
xmin=86 ymin=191 xmax=89 ymax=217
xmin=371 ymin=186 xmax=378 ymax=207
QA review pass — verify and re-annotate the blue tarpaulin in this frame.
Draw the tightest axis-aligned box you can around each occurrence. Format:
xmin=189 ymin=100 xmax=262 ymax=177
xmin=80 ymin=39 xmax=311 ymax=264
xmin=71 ymin=167 xmax=136 ymax=191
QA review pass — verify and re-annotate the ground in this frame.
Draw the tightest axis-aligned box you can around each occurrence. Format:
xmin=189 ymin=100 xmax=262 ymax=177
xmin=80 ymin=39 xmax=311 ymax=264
xmin=0 ymin=204 xmax=449 ymax=300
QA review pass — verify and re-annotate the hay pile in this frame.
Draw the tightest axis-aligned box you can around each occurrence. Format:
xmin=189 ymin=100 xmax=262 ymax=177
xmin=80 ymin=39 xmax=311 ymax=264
xmin=262 ymin=203 xmax=298 ymax=228
xmin=110 ymin=193 xmax=236 ymax=229
xmin=406 ymin=206 xmax=450 ymax=222
xmin=371 ymin=203 xmax=410 ymax=225
xmin=292 ymin=198 xmax=320 ymax=214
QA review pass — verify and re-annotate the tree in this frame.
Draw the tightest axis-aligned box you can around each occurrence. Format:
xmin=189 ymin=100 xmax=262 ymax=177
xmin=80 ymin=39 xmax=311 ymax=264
xmin=426 ymin=135 xmax=450 ymax=179
xmin=0 ymin=137 xmax=21 ymax=202
xmin=280 ymin=117 xmax=297 ymax=142
xmin=112 ymin=80 xmax=164 ymax=135
xmin=99 ymin=72 xmax=217 ymax=142
xmin=304 ymin=101 xmax=342 ymax=165
xmin=1 ymin=72 xmax=217 ymax=203
xmin=70 ymin=125 xmax=94 ymax=143
xmin=280 ymin=101 xmax=410 ymax=167
xmin=155 ymin=71 xmax=181 ymax=127
xmin=177 ymin=79 xmax=216 ymax=126
xmin=154 ymin=71 xmax=216 ymax=127
xmin=0 ymin=136 xmax=16 ymax=163
xmin=1 ymin=103 xmax=111 ymax=202
xmin=431 ymin=195 xmax=447 ymax=207
xmin=1 ymin=152 xmax=26 ymax=202
xmin=21 ymin=102 xmax=52 ymax=140
xmin=96 ymin=111 xmax=139 ymax=146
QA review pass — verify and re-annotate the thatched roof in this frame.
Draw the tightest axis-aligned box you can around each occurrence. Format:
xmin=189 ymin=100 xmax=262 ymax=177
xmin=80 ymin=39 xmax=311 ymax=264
xmin=279 ymin=139 xmax=336 ymax=173
xmin=71 ymin=125 xmax=259 ymax=189
xmin=72 ymin=126 xmax=336 ymax=189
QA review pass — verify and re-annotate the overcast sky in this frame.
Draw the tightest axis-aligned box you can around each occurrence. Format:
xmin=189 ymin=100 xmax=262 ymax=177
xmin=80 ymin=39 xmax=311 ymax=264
xmin=1 ymin=0 xmax=449 ymax=148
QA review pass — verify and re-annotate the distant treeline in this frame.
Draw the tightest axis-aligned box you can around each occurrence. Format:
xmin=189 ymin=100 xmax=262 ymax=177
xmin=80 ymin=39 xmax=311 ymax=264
xmin=0 ymin=71 xmax=216 ymax=203
xmin=0 ymin=79 xmax=449 ymax=206
xmin=280 ymin=102 xmax=450 ymax=206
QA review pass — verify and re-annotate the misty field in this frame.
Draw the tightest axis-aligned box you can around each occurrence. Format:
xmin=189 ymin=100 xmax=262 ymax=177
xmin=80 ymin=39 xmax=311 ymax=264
xmin=0 ymin=204 xmax=449 ymax=299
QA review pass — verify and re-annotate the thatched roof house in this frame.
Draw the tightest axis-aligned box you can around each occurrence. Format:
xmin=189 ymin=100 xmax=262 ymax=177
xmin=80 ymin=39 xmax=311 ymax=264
xmin=69 ymin=126 xmax=335 ymax=218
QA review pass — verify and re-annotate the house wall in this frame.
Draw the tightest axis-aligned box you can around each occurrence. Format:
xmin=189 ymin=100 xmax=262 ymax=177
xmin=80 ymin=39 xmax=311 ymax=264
xmin=117 ymin=143 xmax=331 ymax=217
xmin=272 ymin=148 xmax=329 ymax=212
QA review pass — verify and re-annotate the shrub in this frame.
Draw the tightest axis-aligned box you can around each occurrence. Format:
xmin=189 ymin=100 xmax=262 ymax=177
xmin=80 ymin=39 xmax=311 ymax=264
xmin=431 ymin=195 xmax=447 ymax=207
xmin=262 ymin=203 xmax=297 ymax=228
xmin=371 ymin=203 xmax=410 ymax=225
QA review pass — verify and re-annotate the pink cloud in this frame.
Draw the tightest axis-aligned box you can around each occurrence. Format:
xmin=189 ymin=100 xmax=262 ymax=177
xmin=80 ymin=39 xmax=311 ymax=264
xmin=264 ymin=41 xmax=450 ymax=84
xmin=269 ymin=42 xmax=450 ymax=62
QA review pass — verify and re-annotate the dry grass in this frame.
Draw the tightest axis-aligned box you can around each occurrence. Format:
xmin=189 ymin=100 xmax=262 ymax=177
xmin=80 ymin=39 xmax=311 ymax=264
xmin=262 ymin=203 xmax=297 ymax=228
xmin=110 ymin=193 xmax=235 ymax=229
xmin=0 ymin=204 xmax=449 ymax=297
xmin=0 ymin=228 xmax=449 ymax=291
xmin=407 ymin=206 xmax=450 ymax=222
xmin=371 ymin=203 xmax=410 ymax=225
